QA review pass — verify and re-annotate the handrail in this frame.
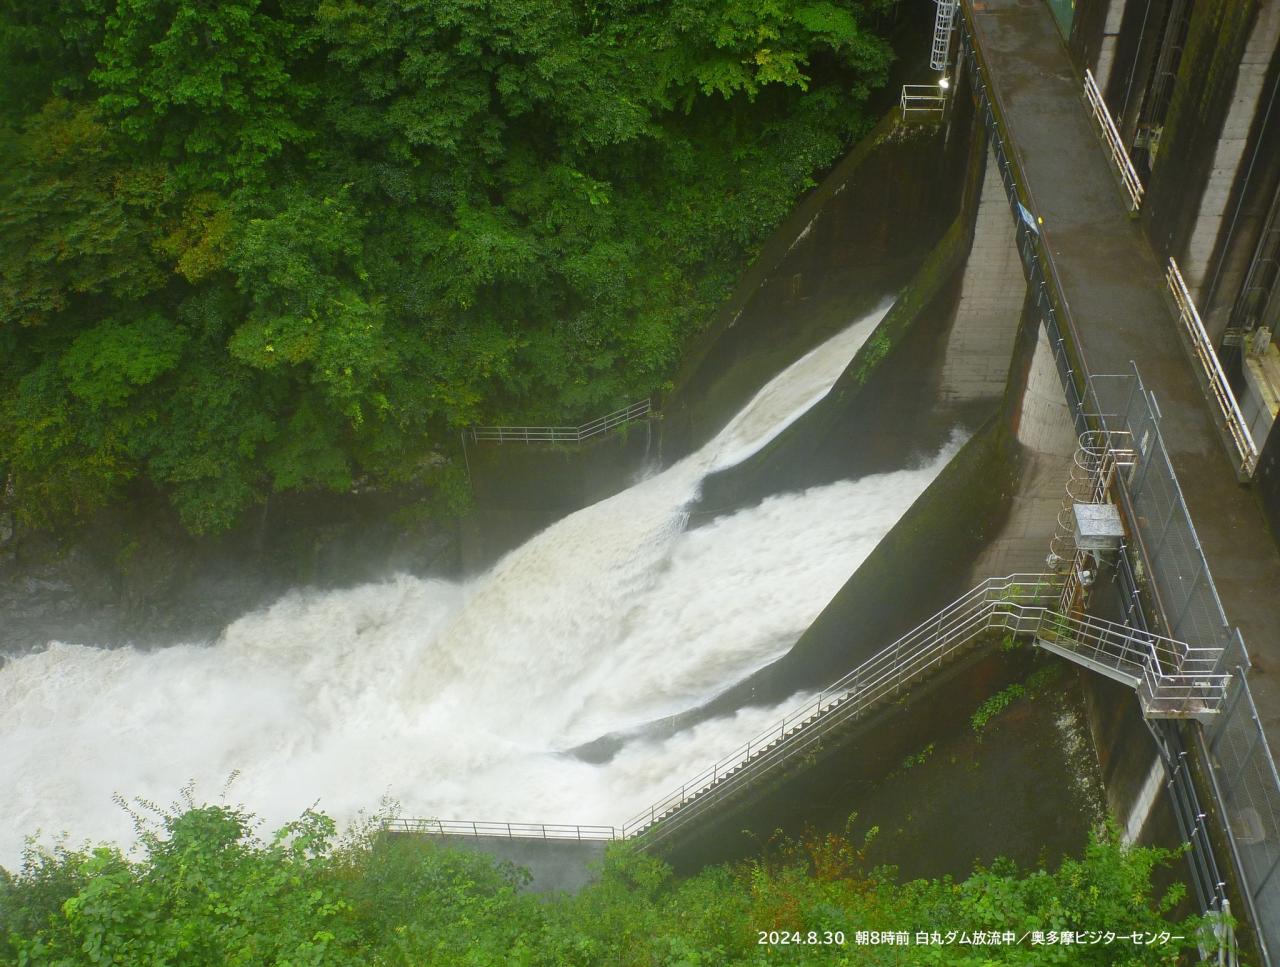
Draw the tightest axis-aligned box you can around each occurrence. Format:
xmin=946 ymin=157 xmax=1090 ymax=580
xmin=958 ymin=5 xmax=1093 ymax=435
xmin=940 ymin=14 xmax=1261 ymax=953
xmin=469 ymin=399 xmax=652 ymax=444
xmin=383 ymin=819 xmax=618 ymax=841
xmin=1166 ymin=259 xmax=1259 ymax=476
xmin=620 ymin=574 xmax=1226 ymax=844
xmin=901 ymin=85 xmax=947 ymax=117
xmin=1083 ymin=69 xmax=1144 ymax=210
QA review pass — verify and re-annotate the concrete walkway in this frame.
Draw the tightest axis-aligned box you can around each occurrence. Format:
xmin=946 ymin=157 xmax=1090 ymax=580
xmin=966 ymin=0 xmax=1280 ymax=753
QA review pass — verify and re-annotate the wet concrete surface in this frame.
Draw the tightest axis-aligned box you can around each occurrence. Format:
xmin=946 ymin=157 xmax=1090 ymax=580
xmin=660 ymin=646 xmax=1108 ymax=882
xmin=967 ymin=0 xmax=1280 ymax=755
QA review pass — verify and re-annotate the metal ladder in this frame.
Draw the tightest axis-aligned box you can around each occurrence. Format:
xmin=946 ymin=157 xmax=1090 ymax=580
xmin=931 ymin=0 xmax=957 ymax=72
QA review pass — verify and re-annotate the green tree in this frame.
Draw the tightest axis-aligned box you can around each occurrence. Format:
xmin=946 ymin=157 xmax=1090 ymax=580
xmin=0 ymin=0 xmax=896 ymax=535
xmin=0 ymin=802 xmax=1215 ymax=966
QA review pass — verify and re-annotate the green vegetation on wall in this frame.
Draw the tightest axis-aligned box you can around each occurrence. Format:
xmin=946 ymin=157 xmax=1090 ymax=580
xmin=0 ymin=801 xmax=1207 ymax=965
xmin=0 ymin=0 xmax=896 ymax=534
xmin=1145 ymin=0 xmax=1258 ymax=247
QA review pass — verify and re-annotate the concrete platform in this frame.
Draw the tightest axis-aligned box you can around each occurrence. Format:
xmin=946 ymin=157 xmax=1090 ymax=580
xmin=965 ymin=0 xmax=1280 ymax=754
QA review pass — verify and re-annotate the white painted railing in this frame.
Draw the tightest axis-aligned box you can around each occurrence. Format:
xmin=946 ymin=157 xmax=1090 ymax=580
xmin=1166 ymin=258 xmax=1259 ymax=476
xmin=901 ymin=85 xmax=947 ymax=117
xmin=620 ymin=575 xmax=1228 ymax=845
xmin=388 ymin=568 xmax=1229 ymax=853
xmin=1084 ymin=69 xmax=1144 ymax=211
xmin=469 ymin=400 xmax=651 ymax=444
xmin=384 ymin=819 xmax=617 ymax=841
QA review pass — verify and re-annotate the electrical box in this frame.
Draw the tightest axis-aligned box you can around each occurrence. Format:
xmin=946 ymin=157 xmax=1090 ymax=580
xmin=1072 ymin=503 xmax=1124 ymax=551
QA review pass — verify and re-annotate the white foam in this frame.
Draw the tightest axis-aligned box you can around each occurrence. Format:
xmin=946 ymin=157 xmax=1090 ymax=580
xmin=0 ymin=302 xmax=964 ymax=863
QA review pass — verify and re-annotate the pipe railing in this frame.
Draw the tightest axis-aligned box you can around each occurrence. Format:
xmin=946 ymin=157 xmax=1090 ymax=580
xmin=901 ymin=85 xmax=947 ymax=117
xmin=620 ymin=574 xmax=1226 ymax=845
xmin=383 ymin=819 xmax=618 ymax=841
xmin=960 ymin=13 xmax=1264 ymax=954
xmin=1166 ymin=259 xmax=1258 ymax=477
xmin=469 ymin=400 xmax=651 ymax=444
xmin=1083 ymin=68 xmax=1145 ymax=211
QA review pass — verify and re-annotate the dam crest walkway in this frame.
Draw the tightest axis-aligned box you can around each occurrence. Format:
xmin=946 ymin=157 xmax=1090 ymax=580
xmin=960 ymin=0 xmax=1280 ymax=754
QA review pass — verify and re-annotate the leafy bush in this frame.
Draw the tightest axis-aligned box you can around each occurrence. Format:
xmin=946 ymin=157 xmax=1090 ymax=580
xmin=0 ymin=0 xmax=896 ymax=533
xmin=0 ymin=800 xmax=1210 ymax=965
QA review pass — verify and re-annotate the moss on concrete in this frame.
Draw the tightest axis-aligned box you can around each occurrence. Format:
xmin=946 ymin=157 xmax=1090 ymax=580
xmin=1146 ymin=0 xmax=1259 ymax=253
xmin=847 ymin=216 xmax=969 ymax=387
xmin=694 ymin=210 xmax=972 ymax=513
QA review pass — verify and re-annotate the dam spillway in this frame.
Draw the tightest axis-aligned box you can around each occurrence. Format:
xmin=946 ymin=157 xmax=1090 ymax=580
xmin=0 ymin=304 xmax=967 ymax=863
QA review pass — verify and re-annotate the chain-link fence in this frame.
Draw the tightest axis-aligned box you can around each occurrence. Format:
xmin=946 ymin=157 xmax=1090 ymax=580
xmin=1209 ymin=668 xmax=1280 ymax=957
xmin=1089 ymin=368 xmax=1280 ymax=962
xmin=1088 ymin=372 xmax=1232 ymax=651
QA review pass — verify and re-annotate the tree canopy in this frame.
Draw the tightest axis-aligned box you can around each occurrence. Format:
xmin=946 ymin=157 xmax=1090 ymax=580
xmin=0 ymin=800 xmax=1210 ymax=965
xmin=0 ymin=0 xmax=895 ymax=533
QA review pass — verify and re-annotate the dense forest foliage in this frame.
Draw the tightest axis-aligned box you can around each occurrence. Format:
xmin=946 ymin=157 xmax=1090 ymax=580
xmin=0 ymin=801 xmax=1207 ymax=965
xmin=0 ymin=0 xmax=895 ymax=534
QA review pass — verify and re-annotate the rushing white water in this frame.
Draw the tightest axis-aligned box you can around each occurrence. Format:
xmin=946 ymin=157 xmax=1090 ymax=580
xmin=0 ymin=302 xmax=965 ymax=863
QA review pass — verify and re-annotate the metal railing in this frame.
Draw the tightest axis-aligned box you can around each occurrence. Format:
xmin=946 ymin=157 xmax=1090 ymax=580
xmin=1166 ymin=259 xmax=1259 ymax=477
xmin=1083 ymin=69 xmax=1144 ymax=211
xmin=1080 ymin=238 xmax=1277 ymax=967
xmin=901 ymin=85 xmax=948 ymax=117
xmin=620 ymin=574 xmax=1225 ymax=846
xmin=960 ymin=17 xmax=1091 ymax=439
xmin=954 ymin=16 xmax=1270 ymax=957
xmin=1088 ymin=370 xmax=1237 ymax=652
xmin=384 ymin=819 xmax=617 ymax=841
xmin=469 ymin=400 xmax=651 ymax=444
xmin=1207 ymin=674 xmax=1280 ymax=955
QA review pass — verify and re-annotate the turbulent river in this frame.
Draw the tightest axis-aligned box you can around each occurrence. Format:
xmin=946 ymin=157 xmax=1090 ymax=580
xmin=0 ymin=302 xmax=964 ymax=863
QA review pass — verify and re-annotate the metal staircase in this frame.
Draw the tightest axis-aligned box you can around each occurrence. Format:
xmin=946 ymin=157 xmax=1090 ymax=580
xmin=394 ymin=574 xmax=1228 ymax=850
xmin=621 ymin=574 xmax=1230 ymax=846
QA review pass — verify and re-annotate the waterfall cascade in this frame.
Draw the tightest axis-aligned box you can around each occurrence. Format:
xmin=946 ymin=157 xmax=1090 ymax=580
xmin=0 ymin=301 xmax=964 ymax=862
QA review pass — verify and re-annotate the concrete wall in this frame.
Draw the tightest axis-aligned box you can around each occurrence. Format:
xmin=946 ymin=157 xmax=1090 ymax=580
xmin=938 ymin=145 xmax=1027 ymax=406
xmin=461 ymin=423 xmax=654 ymax=571
xmin=421 ymin=835 xmax=608 ymax=895
xmin=655 ymin=644 xmax=1107 ymax=880
xmin=1070 ymin=0 xmax=1280 ymax=344
xmin=969 ymin=319 xmax=1079 ymax=579
xmin=1178 ymin=0 xmax=1280 ymax=329
xmin=1069 ymin=0 xmax=1136 ymax=94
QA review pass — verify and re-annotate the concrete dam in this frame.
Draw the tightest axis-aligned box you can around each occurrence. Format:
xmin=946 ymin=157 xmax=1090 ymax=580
xmin=4 ymin=0 xmax=1280 ymax=963
xmin=453 ymin=0 xmax=1280 ymax=961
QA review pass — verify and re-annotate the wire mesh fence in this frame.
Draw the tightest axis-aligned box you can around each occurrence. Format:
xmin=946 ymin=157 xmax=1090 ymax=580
xmin=1209 ymin=674 xmax=1280 ymax=957
xmin=1088 ymin=372 xmax=1232 ymax=651
xmin=1088 ymin=368 xmax=1280 ymax=962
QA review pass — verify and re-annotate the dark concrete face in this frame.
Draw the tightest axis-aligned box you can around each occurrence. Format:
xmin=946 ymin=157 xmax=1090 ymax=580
xmin=660 ymin=109 xmax=975 ymax=463
xmin=409 ymin=835 xmax=609 ymax=896
xmin=653 ymin=646 xmax=1107 ymax=882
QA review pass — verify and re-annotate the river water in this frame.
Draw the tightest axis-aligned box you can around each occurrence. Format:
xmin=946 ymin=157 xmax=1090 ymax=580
xmin=0 ymin=302 xmax=964 ymax=863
